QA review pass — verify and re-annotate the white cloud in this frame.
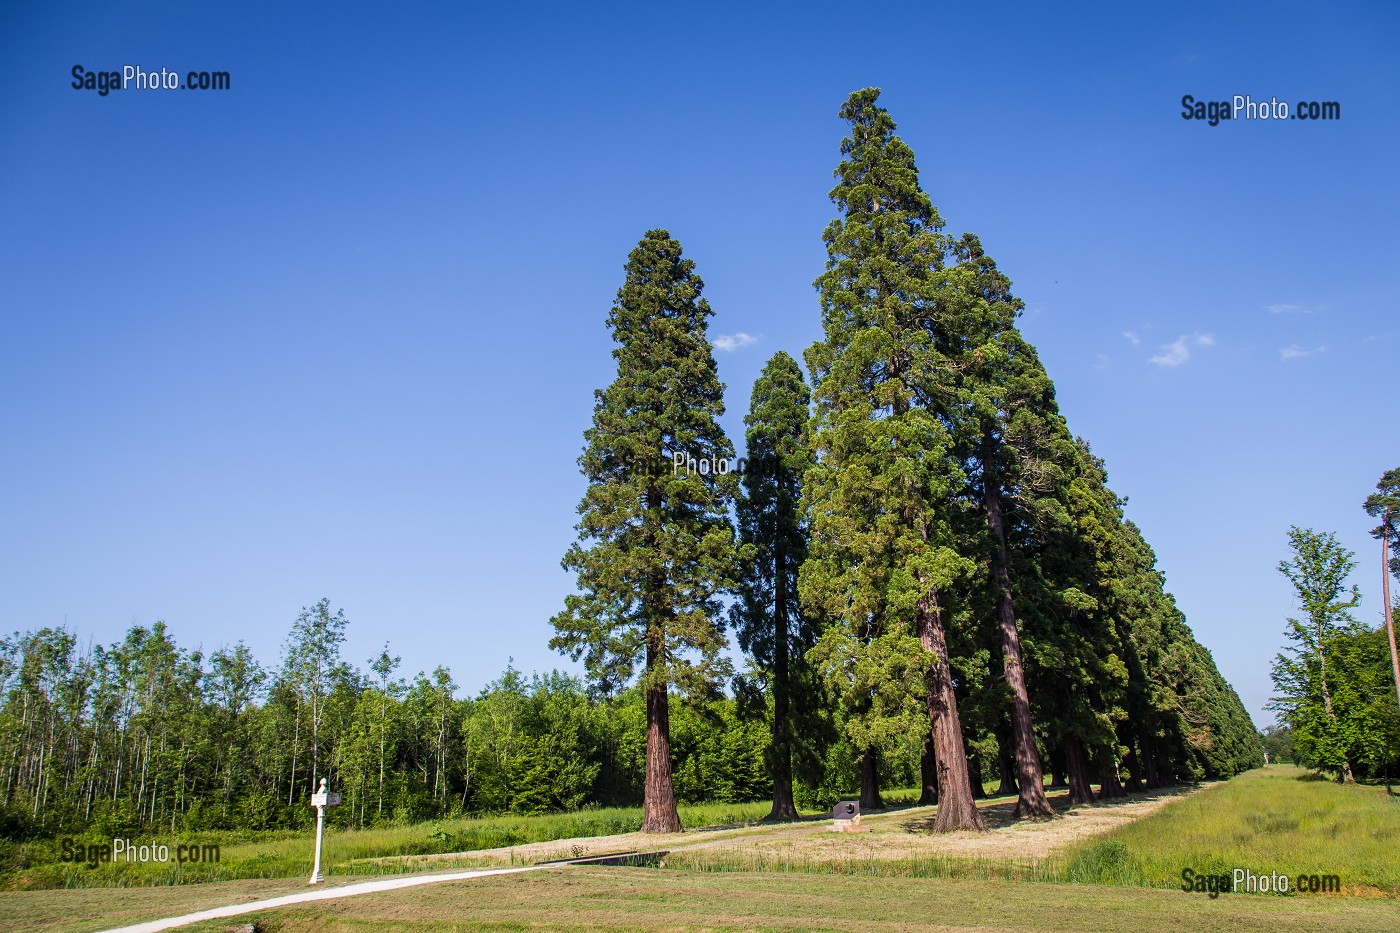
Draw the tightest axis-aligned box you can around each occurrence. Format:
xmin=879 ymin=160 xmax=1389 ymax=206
xmin=1094 ymin=353 xmax=1113 ymax=369
xmin=1280 ymin=344 xmax=1326 ymax=362
xmin=1149 ymin=332 xmax=1215 ymax=367
xmin=1122 ymin=330 xmax=1141 ymax=346
xmin=712 ymin=332 xmax=757 ymax=352
xmin=1267 ymin=303 xmax=1319 ymax=315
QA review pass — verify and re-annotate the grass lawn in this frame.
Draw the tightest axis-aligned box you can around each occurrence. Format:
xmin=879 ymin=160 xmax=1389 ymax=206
xmin=1 ymin=766 xmax=1395 ymax=930
xmin=665 ymin=766 xmax=1400 ymax=897
xmin=0 ymin=876 xmax=369 ymax=933
xmin=1058 ymin=764 xmax=1400 ymax=894
xmin=5 ymin=867 xmax=1383 ymax=933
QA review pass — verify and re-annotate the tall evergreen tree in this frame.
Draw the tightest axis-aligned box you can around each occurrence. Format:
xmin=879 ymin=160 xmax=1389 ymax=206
xmin=1362 ymin=467 xmax=1400 ymax=716
xmin=732 ymin=351 xmax=822 ymax=821
xmin=802 ymin=88 xmax=983 ymax=831
xmin=551 ymin=230 xmax=740 ymax=833
xmin=1270 ymin=526 xmax=1361 ymax=783
xmin=937 ymin=234 xmax=1058 ymax=819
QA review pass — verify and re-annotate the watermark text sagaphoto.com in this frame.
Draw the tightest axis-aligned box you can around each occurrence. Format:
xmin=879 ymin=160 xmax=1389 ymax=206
xmin=1180 ymin=94 xmax=1340 ymax=125
xmin=71 ymin=64 xmax=230 ymax=96
xmin=1180 ymin=867 xmax=1341 ymax=897
xmin=59 ymin=837 xmax=221 ymax=867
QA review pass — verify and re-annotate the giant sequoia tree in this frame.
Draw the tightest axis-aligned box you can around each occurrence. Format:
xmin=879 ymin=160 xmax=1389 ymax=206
xmin=802 ymin=88 xmax=983 ymax=831
xmin=936 ymin=234 xmax=1059 ymax=819
xmin=732 ymin=352 xmax=822 ymax=821
xmin=550 ymin=230 xmax=740 ymax=833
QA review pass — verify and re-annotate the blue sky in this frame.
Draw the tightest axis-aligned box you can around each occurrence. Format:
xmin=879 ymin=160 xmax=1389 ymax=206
xmin=1 ymin=1 xmax=1395 ymax=725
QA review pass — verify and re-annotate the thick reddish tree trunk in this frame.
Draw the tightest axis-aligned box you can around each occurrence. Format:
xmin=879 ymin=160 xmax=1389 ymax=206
xmin=1064 ymin=736 xmax=1095 ymax=805
xmin=919 ymin=735 xmax=939 ymax=805
xmin=643 ymin=682 xmax=681 ymax=832
xmin=983 ymin=441 xmax=1056 ymax=819
xmin=642 ymin=628 xmax=682 ymax=834
xmin=1382 ymin=534 xmax=1400 ymax=718
xmin=766 ymin=548 xmax=799 ymax=821
xmin=919 ymin=589 xmax=985 ymax=832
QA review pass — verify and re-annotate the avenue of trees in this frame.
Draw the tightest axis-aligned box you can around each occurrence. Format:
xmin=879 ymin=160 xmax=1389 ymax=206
xmin=553 ymin=89 xmax=1261 ymax=833
xmin=1 ymin=89 xmax=1270 ymax=842
xmin=1269 ymin=470 xmax=1400 ymax=782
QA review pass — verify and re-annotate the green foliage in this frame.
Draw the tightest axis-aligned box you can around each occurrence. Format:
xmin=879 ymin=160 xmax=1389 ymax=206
xmin=550 ymin=229 xmax=740 ymax=700
xmin=801 ymin=87 xmax=973 ymax=773
xmin=1259 ymin=723 xmax=1295 ymax=763
xmin=731 ymin=352 xmax=830 ymax=805
xmin=1270 ymin=527 xmax=1368 ymax=780
xmin=0 ymin=617 xmax=773 ymax=844
xmin=1362 ymin=466 xmax=1400 ymax=564
xmin=1326 ymin=627 xmax=1400 ymax=779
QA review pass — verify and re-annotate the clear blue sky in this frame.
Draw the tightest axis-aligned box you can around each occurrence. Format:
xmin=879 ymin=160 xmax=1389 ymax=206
xmin=2 ymin=1 xmax=1395 ymax=726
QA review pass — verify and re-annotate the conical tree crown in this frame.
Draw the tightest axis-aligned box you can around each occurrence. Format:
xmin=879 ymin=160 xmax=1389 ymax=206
xmin=552 ymin=229 xmax=738 ymax=697
xmin=801 ymin=88 xmax=971 ymax=761
xmin=734 ymin=350 xmax=812 ymax=663
xmin=809 ymin=88 xmax=951 ymax=414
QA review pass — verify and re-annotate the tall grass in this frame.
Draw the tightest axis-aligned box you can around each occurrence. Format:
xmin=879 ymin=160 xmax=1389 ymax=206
xmin=0 ymin=800 xmax=774 ymax=890
xmin=1055 ymin=765 xmax=1400 ymax=894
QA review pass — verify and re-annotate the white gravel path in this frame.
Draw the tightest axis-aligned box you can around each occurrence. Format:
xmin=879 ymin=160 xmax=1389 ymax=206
xmin=97 ymin=865 xmax=549 ymax=933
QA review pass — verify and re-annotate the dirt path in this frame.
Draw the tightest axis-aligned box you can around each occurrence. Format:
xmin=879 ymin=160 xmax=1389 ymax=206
xmin=365 ymin=783 xmax=1211 ymax=870
xmin=674 ymin=785 xmax=1210 ymax=862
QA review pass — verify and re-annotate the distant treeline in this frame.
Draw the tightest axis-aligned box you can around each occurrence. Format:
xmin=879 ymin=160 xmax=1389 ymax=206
xmin=0 ymin=587 xmax=1255 ymax=842
xmin=0 ymin=609 xmax=779 ymax=839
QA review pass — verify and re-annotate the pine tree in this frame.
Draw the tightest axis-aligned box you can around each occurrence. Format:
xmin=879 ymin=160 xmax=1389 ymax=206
xmin=551 ymin=230 xmax=740 ymax=833
xmin=802 ymin=88 xmax=983 ymax=831
xmin=732 ymin=351 xmax=822 ymax=821
xmin=1362 ymin=468 xmax=1400 ymax=717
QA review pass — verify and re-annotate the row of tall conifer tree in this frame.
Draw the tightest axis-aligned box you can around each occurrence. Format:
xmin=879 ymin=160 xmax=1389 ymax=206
xmin=551 ymin=88 xmax=1261 ymax=833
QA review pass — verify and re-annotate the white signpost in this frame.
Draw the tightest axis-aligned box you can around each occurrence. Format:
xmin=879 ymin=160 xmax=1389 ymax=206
xmin=309 ymin=777 xmax=342 ymax=884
